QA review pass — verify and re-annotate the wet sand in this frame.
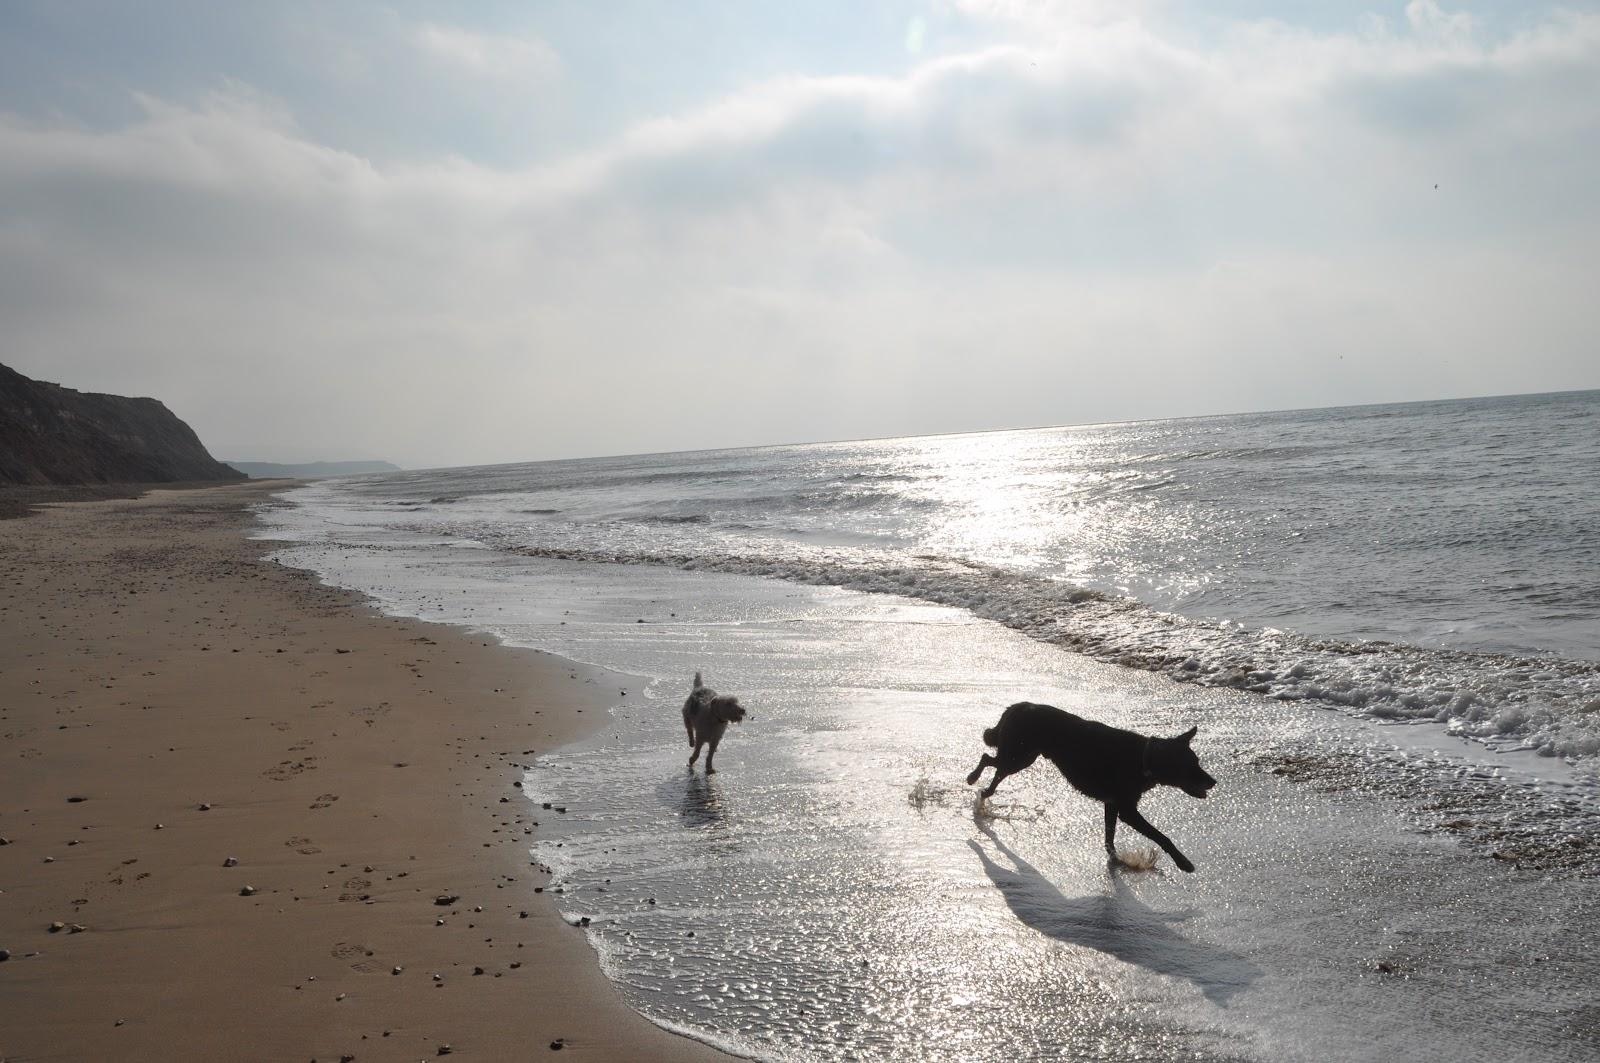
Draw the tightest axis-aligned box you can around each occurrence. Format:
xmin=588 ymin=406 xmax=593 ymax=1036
xmin=0 ymin=483 xmax=734 ymax=1061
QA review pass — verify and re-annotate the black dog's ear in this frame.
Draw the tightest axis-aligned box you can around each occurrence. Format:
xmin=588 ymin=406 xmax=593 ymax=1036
xmin=1176 ymin=726 xmax=1197 ymax=744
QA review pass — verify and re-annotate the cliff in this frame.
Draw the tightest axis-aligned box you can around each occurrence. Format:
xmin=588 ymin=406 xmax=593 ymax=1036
xmin=0 ymin=363 xmax=243 ymax=485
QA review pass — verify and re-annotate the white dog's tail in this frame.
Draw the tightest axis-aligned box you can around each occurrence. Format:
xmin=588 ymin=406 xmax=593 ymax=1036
xmin=692 ymin=671 xmax=704 ymax=691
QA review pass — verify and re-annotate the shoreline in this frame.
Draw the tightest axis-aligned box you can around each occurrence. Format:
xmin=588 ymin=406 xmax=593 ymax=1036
xmin=0 ymin=482 xmax=735 ymax=1061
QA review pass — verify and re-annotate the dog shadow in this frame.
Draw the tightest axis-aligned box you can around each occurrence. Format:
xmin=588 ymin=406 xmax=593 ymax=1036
xmin=968 ymin=823 xmax=1260 ymax=1006
xmin=661 ymin=770 xmax=726 ymax=831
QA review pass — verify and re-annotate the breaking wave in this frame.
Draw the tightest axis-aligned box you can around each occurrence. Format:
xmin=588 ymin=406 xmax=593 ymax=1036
xmin=470 ymin=532 xmax=1600 ymax=765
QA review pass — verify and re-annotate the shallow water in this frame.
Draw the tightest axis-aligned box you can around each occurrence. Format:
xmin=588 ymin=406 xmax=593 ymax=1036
xmin=268 ymin=389 xmax=1600 ymax=764
xmin=260 ymin=528 xmax=1600 ymax=1063
xmin=257 ymin=392 xmax=1600 ymax=1060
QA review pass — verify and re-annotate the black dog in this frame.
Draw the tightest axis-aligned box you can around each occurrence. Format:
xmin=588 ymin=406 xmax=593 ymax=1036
xmin=966 ymin=702 xmax=1216 ymax=873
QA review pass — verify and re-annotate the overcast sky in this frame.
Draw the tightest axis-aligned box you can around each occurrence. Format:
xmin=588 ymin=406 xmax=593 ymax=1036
xmin=2 ymin=1 xmax=1597 ymax=468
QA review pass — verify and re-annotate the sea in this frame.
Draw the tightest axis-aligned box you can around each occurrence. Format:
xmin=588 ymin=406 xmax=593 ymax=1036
xmin=259 ymin=390 xmax=1600 ymax=1062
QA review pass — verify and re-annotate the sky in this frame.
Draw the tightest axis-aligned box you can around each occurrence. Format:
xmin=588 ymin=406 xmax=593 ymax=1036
xmin=2 ymin=1 xmax=1597 ymax=468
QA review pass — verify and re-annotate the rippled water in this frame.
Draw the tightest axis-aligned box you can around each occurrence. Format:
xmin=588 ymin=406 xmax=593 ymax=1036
xmin=255 ymin=391 xmax=1600 ymax=1063
xmin=272 ymin=389 xmax=1600 ymax=763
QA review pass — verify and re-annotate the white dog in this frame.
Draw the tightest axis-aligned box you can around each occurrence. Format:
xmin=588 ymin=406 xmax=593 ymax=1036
xmin=682 ymin=672 xmax=747 ymax=774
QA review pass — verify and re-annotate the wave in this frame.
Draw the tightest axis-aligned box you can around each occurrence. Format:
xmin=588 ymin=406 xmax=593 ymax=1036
xmin=478 ymin=535 xmax=1600 ymax=766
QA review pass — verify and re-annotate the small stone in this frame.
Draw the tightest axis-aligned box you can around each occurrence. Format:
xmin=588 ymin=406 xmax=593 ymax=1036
xmin=438 ymin=1046 xmax=452 ymax=1056
xmin=0 ymin=837 xmax=10 ymax=845
xmin=472 ymin=966 xmax=484 ymax=976
xmin=472 ymin=905 xmax=483 ymax=913
xmin=198 ymin=803 xmax=212 ymax=811
xmin=68 ymin=923 xmax=87 ymax=934
xmin=432 ymin=973 xmax=443 ymax=982
xmin=154 ymin=824 xmax=164 ymax=830
xmin=114 ymin=1018 xmax=124 ymax=1026
xmin=550 ymin=1039 xmax=565 ymax=1051
xmin=435 ymin=918 xmax=446 ymax=926
xmin=67 ymin=796 xmax=87 ymax=803
xmin=0 ymin=949 xmax=10 ymax=962
xmin=48 ymin=921 xmax=66 ymax=932
xmin=434 ymin=895 xmax=459 ymax=906
xmin=335 ymin=992 xmax=346 ymax=1001
xmin=239 ymin=885 xmax=257 ymax=897
xmin=223 ymin=857 xmax=238 ymax=868
xmin=42 ymin=856 xmax=54 ymax=864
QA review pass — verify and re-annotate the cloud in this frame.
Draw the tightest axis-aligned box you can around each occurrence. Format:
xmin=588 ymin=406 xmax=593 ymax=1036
xmin=1 ymin=5 xmax=1597 ymax=466
xmin=412 ymin=23 xmax=561 ymax=83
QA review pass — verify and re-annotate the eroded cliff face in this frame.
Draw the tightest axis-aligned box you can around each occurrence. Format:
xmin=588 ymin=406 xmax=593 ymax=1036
xmin=0 ymin=363 xmax=242 ymax=484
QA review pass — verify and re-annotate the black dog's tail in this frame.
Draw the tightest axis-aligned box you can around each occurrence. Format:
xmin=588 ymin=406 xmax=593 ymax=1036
xmin=982 ymin=702 xmax=1033 ymax=747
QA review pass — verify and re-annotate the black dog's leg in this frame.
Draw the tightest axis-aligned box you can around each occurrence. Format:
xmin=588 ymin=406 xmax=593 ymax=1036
xmin=981 ymin=752 xmax=1037 ymax=798
xmin=705 ymin=737 xmax=720 ymax=775
xmin=688 ymin=738 xmax=703 ymax=768
xmin=965 ymin=753 xmax=995 ymax=786
xmin=1117 ymin=806 xmax=1195 ymax=873
xmin=1103 ymin=802 xmax=1118 ymax=858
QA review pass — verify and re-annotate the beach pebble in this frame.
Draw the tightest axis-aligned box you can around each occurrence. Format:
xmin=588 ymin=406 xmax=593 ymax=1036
xmin=239 ymin=885 xmax=257 ymax=897
xmin=67 ymin=796 xmax=87 ymax=803
xmin=198 ymin=803 xmax=212 ymax=811
xmin=48 ymin=921 xmax=66 ymax=933
xmin=223 ymin=857 xmax=238 ymax=867
xmin=435 ymin=918 xmax=446 ymax=926
xmin=550 ymin=1039 xmax=565 ymax=1050
xmin=473 ymin=966 xmax=484 ymax=976
xmin=392 ymin=965 xmax=404 ymax=975
xmin=69 ymin=923 xmax=87 ymax=934
xmin=434 ymin=894 xmax=459 ymax=906
xmin=0 ymin=948 xmax=10 ymax=962
xmin=438 ymin=1046 xmax=453 ymax=1056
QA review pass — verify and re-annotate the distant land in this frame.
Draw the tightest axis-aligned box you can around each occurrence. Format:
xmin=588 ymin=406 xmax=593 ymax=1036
xmin=226 ymin=460 xmax=402 ymax=479
xmin=0 ymin=362 xmax=242 ymax=485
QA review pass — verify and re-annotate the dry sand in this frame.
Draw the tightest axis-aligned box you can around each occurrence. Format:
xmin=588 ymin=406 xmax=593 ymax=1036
xmin=0 ymin=483 xmax=735 ymax=1062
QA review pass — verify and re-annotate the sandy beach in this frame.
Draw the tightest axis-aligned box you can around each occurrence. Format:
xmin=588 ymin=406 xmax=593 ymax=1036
xmin=0 ymin=483 xmax=733 ymax=1062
